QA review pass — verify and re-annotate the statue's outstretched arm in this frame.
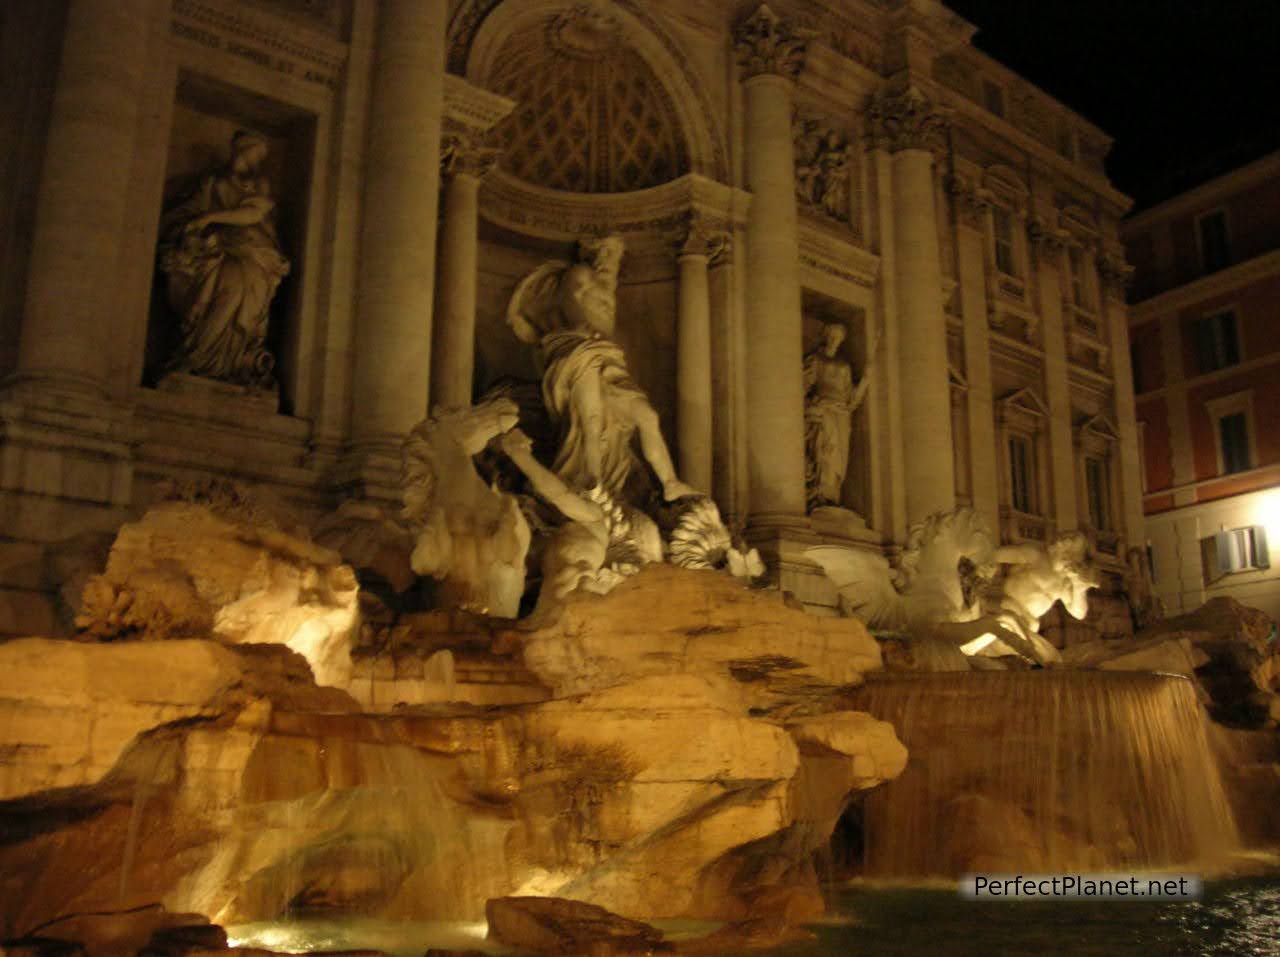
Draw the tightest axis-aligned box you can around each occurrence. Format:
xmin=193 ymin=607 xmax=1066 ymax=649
xmin=849 ymin=323 xmax=883 ymax=412
xmin=500 ymin=429 xmax=603 ymax=527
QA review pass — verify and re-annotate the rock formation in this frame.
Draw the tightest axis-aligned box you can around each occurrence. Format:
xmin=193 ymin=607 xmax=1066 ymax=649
xmin=0 ymin=507 xmax=905 ymax=942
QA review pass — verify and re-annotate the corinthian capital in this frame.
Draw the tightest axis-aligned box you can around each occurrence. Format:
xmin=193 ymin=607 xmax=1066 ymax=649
xmin=866 ymin=87 xmax=947 ymax=153
xmin=676 ymin=213 xmax=730 ymax=262
xmin=734 ymin=4 xmax=815 ymax=82
xmin=440 ymin=122 xmax=502 ymax=180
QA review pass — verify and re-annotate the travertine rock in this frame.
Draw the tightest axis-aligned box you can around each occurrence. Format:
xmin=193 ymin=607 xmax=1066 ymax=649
xmin=485 ymin=897 xmax=663 ymax=954
xmin=1 ymin=565 xmax=902 ymax=934
xmin=75 ymin=503 xmax=359 ymax=686
xmin=516 ymin=563 xmax=881 ymax=702
xmin=1138 ymin=597 xmax=1279 ymax=726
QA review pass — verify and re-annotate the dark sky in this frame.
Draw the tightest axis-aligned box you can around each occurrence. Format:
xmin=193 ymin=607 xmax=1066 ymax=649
xmin=943 ymin=0 xmax=1280 ymax=211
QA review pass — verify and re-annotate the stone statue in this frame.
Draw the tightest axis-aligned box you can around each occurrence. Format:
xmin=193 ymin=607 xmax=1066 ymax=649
xmin=497 ymin=427 xmax=663 ymax=615
xmin=400 ymin=398 xmax=531 ymax=618
xmin=975 ymin=532 xmax=1101 ymax=663
xmin=505 ymin=234 xmax=699 ymax=503
xmin=809 ymin=511 xmax=1097 ymax=666
xmin=158 ymin=130 xmax=291 ymax=389
xmin=807 ymin=507 xmax=998 ymax=632
xmin=803 ymin=321 xmax=876 ymax=510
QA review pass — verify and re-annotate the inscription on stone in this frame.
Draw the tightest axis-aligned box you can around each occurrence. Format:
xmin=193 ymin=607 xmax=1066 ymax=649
xmin=171 ymin=20 xmax=337 ymax=90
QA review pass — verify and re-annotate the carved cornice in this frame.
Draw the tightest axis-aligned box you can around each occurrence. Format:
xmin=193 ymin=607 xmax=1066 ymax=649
xmin=865 ymin=87 xmax=947 ymax=153
xmin=443 ymin=73 xmax=515 ymax=133
xmin=479 ymin=170 xmax=751 ymax=244
xmin=734 ymin=4 xmax=815 ymax=82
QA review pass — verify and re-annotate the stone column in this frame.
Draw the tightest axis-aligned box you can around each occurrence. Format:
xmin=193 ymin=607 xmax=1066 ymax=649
xmin=675 ymin=218 xmax=726 ymax=494
xmin=349 ymin=0 xmax=447 ymax=450
xmin=1030 ymin=221 xmax=1079 ymax=530
xmin=430 ymin=129 xmax=497 ymax=411
xmin=14 ymin=0 xmax=155 ymax=395
xmin=733 ymin=4 xmax=812 ymax=523
xmin=1100 ymin=251 xmax=1146 ymax=546
xmin=950 ymin=176 xmax=1000 ymax=535
xmin=868 ymin=88 xmax=954 ymax=525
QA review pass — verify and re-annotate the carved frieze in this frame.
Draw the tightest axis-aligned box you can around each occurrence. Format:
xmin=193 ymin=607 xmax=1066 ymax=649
xmin=734 ymin=4 xmax=815 ymax=82
xmin=794 ymin=116 xmax=854 ymax=225
xmin=865 ymin=87 xmax=947 ymax=153
xmin=171 ymin=0 xmax=347 ymax=92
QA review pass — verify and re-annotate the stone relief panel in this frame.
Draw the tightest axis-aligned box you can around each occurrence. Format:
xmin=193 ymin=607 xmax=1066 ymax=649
xmin=486 ymin=6 xmax=688 ymax=193
xmin=794 ymin=115 xmax=855 ymax=227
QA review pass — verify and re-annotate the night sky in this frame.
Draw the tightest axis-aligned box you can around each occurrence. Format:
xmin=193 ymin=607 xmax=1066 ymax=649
xmin=943 ymin=0 xmax=1280 ymax=211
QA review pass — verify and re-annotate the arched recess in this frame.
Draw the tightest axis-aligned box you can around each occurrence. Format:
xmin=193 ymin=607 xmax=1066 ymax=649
xmin=462 ymin=0 xmax=727 ymax=187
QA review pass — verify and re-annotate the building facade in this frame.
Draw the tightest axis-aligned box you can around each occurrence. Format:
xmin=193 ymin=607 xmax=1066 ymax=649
xmin=1124 ymin=150 xmax=1280 ymax=620
xmin=0 ymin=0 xmax=1142 ymax=625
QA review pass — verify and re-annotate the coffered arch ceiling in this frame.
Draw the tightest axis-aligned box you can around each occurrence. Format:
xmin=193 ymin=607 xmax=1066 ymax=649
xmin=461 ymin=0 xmax=726 ymax=193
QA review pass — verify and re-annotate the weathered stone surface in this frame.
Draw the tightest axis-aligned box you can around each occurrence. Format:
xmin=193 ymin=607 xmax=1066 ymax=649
xmin=516 ymin=563 xmax=881 ymax=701
xmin=1061 ymin=635 xmax=1208 ymax=678
xmin=75 ymin=503 xmax=359 ymax=687
xmin=1 ymin=566 xmax=901 ymax=932
xmin=788 ymin=712 xmax=908 ymax=784
xmin=1139 ymin=597 xmax=1279 ymax=727
xmin=15 ymin=905 xmax=220 ymax=957
xmin=485 ymin=897 xmax=663 ymax=954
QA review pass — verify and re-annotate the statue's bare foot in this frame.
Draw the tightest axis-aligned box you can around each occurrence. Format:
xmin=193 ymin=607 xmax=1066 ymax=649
xmin=662 ymin=477 xmax=701 ymax=501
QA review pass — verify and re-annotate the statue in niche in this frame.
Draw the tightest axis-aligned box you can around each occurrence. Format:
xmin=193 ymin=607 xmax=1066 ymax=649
xmin=803 ymin=320 xmax=877 ymax=511
xmin=794 ymin=118 xmax=853 ymax=223
xmin=505 ymin=234 xmax=700 ymax=503
xmin=400 ymin=397 xmax=531 ymax=618
xmin=157 ymin=130 xmax=290 ymax=390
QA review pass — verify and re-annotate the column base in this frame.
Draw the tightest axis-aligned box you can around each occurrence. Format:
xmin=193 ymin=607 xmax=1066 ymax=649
xmin=331 ymin=439 xmax=404 ymax=506
xmin=745 ymin=511 xmax=887 ymax=615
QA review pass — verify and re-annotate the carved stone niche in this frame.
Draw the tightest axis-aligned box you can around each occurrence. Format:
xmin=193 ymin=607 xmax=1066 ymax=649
xmin=800 ymin=290 xmax=874 ymax=531
xmin=148 ymin=71 xmax=316 ymax=415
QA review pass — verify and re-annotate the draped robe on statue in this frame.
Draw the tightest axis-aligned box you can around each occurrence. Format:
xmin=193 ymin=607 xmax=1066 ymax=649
xmin=804 ymin=351 xmax=855 ymax=508
xmin=159 ymin=171 xmax=290 ymax=387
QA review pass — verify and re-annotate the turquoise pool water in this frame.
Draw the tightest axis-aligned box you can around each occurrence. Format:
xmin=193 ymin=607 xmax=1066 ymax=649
xmin=771 ymin=876 xmax=1280 ymax=957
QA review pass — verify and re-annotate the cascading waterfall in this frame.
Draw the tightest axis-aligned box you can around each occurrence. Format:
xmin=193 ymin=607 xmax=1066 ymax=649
xmin=851 ymin=671 xmax=1240 ymax=877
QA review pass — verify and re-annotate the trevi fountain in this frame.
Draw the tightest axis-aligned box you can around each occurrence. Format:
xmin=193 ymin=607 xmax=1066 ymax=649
xmin=0 ymin=1 xmax=1277 ymax=956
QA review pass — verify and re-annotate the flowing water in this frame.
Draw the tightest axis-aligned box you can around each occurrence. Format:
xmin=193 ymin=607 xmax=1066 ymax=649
xmin=850 ymin=671 xmax=1240 ymax=877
